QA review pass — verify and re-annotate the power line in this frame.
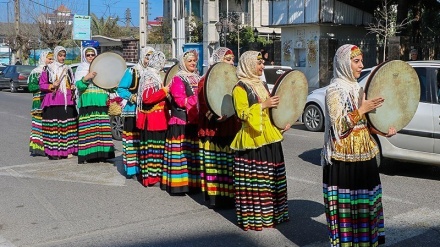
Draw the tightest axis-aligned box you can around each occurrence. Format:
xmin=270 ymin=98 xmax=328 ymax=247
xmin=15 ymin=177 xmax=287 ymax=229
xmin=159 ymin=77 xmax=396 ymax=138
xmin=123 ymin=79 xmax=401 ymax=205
xmin=27 ymin=0 xmax=56 ymax=11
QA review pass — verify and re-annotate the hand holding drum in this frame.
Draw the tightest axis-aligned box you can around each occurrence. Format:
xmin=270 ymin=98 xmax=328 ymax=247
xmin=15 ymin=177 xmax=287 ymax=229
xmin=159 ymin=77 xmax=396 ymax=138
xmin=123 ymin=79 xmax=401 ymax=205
xmin=363 ymin=60 xmax=420 ymax=134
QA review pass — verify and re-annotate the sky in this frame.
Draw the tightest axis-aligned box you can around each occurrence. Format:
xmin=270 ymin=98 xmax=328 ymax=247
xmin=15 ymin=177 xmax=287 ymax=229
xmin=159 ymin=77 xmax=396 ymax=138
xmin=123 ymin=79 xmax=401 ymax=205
xmin=0 ymin=0 xmax=163 ymax=27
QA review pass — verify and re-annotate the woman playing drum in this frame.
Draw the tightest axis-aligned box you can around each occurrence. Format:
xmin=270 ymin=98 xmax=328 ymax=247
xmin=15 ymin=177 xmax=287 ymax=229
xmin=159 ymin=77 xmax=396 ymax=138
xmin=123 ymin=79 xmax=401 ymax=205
xmin=322 ymin=44 xmax=396 ymax=246
xmin=75 ymin=47 xmax=115 ymax=164
xmin=230 ymin=51 xmax=290 ymax=231
xmin=197 ymin=47 xmax=240 ymax=208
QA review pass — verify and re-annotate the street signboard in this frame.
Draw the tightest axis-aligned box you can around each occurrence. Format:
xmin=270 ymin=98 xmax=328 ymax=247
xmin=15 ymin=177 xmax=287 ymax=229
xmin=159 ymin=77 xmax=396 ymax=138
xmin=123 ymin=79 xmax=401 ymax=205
xmin=73 ymin=15 xmax=91 ymax=40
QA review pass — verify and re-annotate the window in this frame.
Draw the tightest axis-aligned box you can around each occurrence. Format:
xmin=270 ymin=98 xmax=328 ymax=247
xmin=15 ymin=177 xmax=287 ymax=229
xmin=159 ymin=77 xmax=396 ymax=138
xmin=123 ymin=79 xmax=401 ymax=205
xmin=414 ymin=67 xmax=427 ymax=102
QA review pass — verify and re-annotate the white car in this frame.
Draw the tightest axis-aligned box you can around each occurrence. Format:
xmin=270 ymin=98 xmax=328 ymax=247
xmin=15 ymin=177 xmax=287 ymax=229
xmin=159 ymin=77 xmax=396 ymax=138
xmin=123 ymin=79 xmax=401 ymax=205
xmin=302 ymin=61 xmax=440 ymax=167
xmin=262 ymin=65 xmax=293 ymax=92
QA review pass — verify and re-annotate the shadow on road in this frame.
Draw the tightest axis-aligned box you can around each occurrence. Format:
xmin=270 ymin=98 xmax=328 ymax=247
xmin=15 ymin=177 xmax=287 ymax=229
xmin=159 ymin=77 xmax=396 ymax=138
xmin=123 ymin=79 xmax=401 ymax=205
xmin=298 ymin=148 xmax=322 ymax=166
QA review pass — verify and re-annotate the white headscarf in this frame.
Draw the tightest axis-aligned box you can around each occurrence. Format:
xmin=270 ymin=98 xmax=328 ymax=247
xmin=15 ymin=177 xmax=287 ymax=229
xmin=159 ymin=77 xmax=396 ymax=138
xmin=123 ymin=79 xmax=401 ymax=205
xmin=133 ymin=46 xmax=155 ymax=77
xmin=47 ymin=46 xmax=74 ymax=109
xmin=136 ymin=51 xmax=166 ymax=113
xmin=74 ymin=47 xmax=97 ymax=81
xmin=209 ymin=47 xmax=233 ymax=66
xmin=322 ymin=44 xmax=363 ymax=166
xmin=27 ymin=50 xmax=51 ymax=84
xmin=174 ymin=50 xmax=201 ymax=89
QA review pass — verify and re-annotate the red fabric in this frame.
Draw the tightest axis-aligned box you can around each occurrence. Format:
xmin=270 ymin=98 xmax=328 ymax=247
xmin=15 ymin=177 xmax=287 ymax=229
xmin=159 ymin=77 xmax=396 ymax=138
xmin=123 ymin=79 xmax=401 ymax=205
xmin=136 ymin=88 xmax=169 ymax=131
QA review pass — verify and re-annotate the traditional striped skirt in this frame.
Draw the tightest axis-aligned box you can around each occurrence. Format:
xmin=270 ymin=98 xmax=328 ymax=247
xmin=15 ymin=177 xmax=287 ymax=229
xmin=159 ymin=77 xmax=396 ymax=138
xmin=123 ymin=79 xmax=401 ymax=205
xmin=42 ymin=105 xmax=78 ymax=158
xmin=29 ymin=113 xmax=45 ymax=156
xmin=77 ymin=106 xmax=115 ymax=163
xmin=162 ymin=124 xmax=200 ymax=194
xmin=122 ymin=117 xmax=140 ymax=177
xmin=323 ymin=158 xmax=385 ymax=247
xmin=234 ymin=141 xmax=289 ymax=231
xmin=139 ymin=130 xmax=166 ymax=187
xmin=199 ymin=136 xmax=235 ymax=208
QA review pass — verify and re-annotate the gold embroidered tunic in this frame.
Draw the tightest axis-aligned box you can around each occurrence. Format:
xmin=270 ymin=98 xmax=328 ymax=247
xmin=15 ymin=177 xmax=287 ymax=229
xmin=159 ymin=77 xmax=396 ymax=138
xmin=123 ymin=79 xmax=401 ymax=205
xmin=322 ymin=83 xmax=379 ymax=164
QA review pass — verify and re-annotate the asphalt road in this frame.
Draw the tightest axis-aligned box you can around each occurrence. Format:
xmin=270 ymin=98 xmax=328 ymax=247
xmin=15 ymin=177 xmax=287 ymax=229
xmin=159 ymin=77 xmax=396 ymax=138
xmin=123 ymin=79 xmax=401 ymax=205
xmin=0 ymin=90 xmax=439 ymax=247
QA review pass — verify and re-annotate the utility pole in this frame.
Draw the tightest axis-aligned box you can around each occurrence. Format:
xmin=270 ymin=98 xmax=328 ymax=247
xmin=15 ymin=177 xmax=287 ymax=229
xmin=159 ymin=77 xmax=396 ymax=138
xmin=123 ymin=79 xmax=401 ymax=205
xmin=139 ymin=0 xmax=148 ymax=49
xmin=14 ymin=0 xmax=20 ymax=64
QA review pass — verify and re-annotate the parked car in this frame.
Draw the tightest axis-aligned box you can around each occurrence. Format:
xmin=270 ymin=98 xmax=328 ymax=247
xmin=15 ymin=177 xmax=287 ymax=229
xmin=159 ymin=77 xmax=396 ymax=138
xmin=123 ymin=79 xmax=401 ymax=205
xmin=302 ymin=60 xmax=440 ymax=167
xmin=0 ymin=65 xmax=36 ymax=92
xmin=262 ymin=65 xmax=293 ymax=92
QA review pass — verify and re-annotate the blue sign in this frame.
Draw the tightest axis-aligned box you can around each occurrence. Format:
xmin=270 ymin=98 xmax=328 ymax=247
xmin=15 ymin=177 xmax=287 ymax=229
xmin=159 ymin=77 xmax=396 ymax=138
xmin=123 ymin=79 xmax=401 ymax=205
xmin=82 ymin=40 xmax=100 ymax=47
xmin=73 ymin=15 xmax=91 ymax=40
xmin=182 ymin=43 xmax=204 ymax=74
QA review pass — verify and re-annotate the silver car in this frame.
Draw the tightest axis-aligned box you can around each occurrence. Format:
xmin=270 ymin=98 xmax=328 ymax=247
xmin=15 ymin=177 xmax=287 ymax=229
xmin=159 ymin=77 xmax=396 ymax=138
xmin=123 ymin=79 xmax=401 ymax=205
xmin=302 ymin=61 xmax=440 ymax=167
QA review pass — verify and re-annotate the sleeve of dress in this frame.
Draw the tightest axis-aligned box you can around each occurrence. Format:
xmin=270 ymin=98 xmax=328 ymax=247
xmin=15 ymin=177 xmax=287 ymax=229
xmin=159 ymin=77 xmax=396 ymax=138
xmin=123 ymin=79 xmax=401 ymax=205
xmin=27 ymin=73 xmax=40 ymax=93
xmin=197 ymin=77 xmax=210 ymax=120
xmin=326 ymin=87 xmax=362 ymax=138
xmin=117 ymin=68 xmax=134 ymax=101
xmin=142 ymin=86 xmax=167 ymax=105
xmin=232 ymin=86 xmax=263 ymax=133
xmin=39 ymin=71 xmax=54 ymax=92
xmin=75 ymin=78 xmax=89 ymax=92
xmin=170 ymin=76 xmax=196 ymax=109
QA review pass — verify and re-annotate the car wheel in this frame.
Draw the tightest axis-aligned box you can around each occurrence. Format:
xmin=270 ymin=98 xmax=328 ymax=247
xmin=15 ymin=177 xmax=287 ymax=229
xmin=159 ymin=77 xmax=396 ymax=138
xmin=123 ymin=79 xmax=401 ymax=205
xmin=303 ymin=104 xmax=324 ymax=132
xmin=10 ymin=81 xmax=17 ymax=93
xmin=110 ymin=115 xmax=123 ymax=141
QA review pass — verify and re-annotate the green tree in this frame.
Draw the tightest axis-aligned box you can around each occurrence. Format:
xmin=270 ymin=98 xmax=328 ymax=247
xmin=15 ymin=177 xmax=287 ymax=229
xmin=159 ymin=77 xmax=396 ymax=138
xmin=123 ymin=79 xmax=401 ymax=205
xmin=91 ymin=14 xmax=128 ymax=38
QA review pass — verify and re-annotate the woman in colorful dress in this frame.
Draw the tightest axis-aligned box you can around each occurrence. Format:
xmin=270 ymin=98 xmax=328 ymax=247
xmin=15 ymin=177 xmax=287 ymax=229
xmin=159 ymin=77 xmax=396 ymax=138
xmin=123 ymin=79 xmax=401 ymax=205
xmin=230 ymin=51 xmax=290 ymax=231
xmin=322 ymin=44 xmax=396 ymax=246
xmin=136 ymin=51 xmax=169 ymax=186
xmin=75 ymin=47 xmax=115 ymax=164
xmin=162 ymin=50 xmax=201 ymax=195
xmin=118 ymin=46 xmax=155 ymax=178
xmin=197 ymin=47 xmax=240 ymax=208
xmin=39 ymin=46 xmax=78 ymax=160
xmin=28 ymin=50 xmax=53 ymax=156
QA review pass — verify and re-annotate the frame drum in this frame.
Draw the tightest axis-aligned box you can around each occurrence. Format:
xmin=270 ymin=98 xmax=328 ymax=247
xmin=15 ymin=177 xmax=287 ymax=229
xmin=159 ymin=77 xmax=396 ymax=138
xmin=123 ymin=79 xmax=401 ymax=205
xmin=89 ymin=52 xmax=127 ymax=89
xmin=163 ymin=64 xmax=180 ymax=86
xmin=270 ymin=70 xmax=308 ymax=129
xmin=204 ymin=62 xmax=238 ymax=118
xmin=365 ymin=60 xmax=420 ymax=134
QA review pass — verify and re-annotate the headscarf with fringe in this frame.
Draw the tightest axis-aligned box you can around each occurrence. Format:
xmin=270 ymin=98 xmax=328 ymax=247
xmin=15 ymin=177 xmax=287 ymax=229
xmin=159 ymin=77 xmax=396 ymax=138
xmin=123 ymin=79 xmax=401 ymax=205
xmin=47 ymin=46 xmax=74 ymax=109
xmin=27 ymin=50 xmax=51 ymax=84
xmin=209 ymin=47 xmax=233 ymax=66
xmin=236 ymin=50 xmax=269 ymax=101
xmin=133 ymin=46 xmax=155 ymax=78
xmin=136 ymin=51 xmax=166 ymax=113
xmin=322 ymin=44 xmax=363 ymax=166
xmin=174 ymin=50 xmax=201 ymax=89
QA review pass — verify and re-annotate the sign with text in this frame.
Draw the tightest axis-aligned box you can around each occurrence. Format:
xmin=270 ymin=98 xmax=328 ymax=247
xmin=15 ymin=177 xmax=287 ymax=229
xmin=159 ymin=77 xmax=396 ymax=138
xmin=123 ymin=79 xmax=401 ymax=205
xmin=73 ymin=15 xmax=91 ymax=40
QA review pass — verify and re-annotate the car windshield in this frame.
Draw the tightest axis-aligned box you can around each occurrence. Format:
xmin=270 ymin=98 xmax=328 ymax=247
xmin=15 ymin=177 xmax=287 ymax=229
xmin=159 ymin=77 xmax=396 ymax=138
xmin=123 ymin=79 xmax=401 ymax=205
xmin=17 ymin=65 xmax=35 ymax=73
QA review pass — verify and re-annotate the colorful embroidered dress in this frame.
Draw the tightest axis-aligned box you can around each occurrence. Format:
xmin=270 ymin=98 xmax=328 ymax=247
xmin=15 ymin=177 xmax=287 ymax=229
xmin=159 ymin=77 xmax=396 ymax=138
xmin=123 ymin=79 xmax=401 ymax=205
xmin=39 ymin=46 xmax=78 ymax=159
xmin=136 ymin=51 xmax=169 ymax=186
xmin=117 ymin=46 xmax=155 ymax=177
xmin=230 ymin=51 xmax=289 ymax=231
xmin=322 ymin=44 xmax=384 ymax=247
xmin=75 ymin=47 xmax=115 ymax=164
xmin=28 ymin=50 xmax=51 ymax=156
xmin=162 ymin=50 xmax=201 ymax=194
xmin=198 ymin=47 xmax=240 ymax=208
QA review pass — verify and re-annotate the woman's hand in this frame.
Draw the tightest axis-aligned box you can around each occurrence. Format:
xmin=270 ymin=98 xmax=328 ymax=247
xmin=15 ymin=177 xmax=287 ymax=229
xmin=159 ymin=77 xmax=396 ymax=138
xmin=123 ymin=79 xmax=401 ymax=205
xmin=84 ymin=71 xmax=97 ymax=81
xmin=385 ymin=126 xmax=397 ymax=137
xmin=281 ymin=124 xmax=291 ymax=133
xmin=53 ymin=79 xmax=60 ymax=88
xmin=358 ymin=93 xmax=384 ymax=116
xmin=262 ymin=96 xmax=280 ymax=109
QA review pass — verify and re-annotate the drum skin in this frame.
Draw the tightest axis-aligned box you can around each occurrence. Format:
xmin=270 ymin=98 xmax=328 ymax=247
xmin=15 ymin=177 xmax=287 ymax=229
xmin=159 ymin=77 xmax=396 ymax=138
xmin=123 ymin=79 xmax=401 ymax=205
xmin=204 ymin=62 xmax=238 ymax=118
xmin=365 ymin=60 xmax=420 ymax=134
xmin=164 ymin=64 xmax=180 ymax=86
xmin=270 ymin=70 xmax=308 ymax=129
xmin=90 ymin=52 xmax=127 ymax=89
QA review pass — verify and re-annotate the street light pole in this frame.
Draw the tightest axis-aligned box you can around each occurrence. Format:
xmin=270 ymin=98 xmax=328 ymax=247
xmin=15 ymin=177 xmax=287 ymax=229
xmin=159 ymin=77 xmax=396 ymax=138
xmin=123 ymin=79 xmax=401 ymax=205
xmin=88 ymin=0 xmax=90 ymax=15
xmin=271 ymin=30 xmax=276 ymax=65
